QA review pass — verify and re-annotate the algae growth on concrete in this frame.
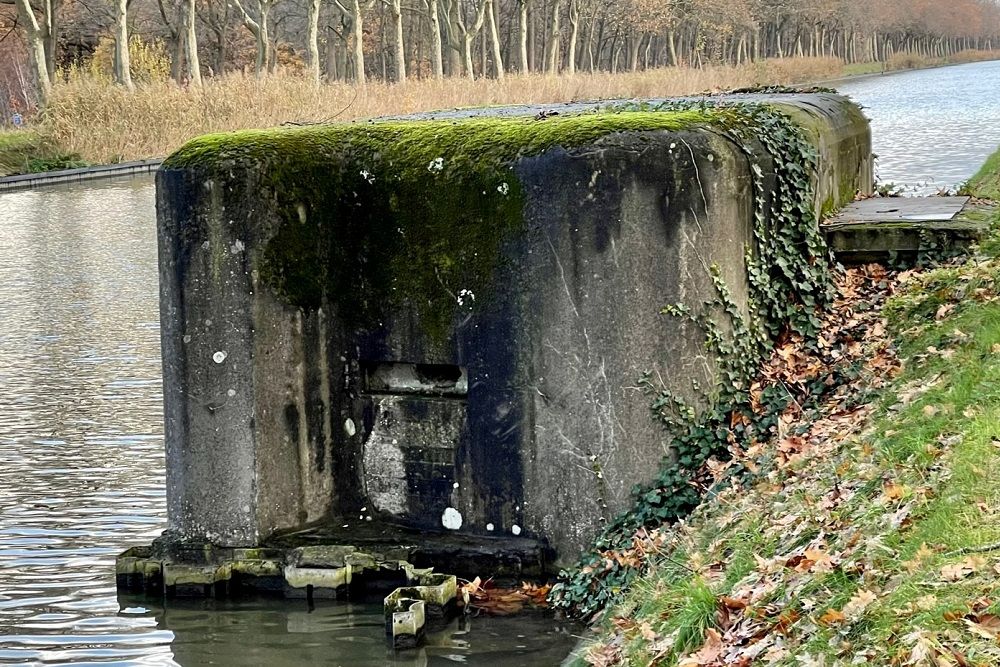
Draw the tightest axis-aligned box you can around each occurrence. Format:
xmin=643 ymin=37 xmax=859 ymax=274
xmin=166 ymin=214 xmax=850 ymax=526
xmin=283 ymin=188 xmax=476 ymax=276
xmin=148 ymin=95 xmax=871 ymax=590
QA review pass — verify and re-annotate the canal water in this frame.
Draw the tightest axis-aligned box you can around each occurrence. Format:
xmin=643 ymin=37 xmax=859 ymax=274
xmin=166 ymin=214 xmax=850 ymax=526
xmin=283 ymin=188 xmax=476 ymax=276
xmin=2 ymin=60 xmax=999 ymax=666
xmin=835 ymin=59 xmax=1000 ymax=195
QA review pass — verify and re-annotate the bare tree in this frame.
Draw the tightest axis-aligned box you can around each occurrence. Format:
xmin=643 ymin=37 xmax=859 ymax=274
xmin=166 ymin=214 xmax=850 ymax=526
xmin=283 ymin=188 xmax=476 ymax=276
xmin=516 ymin=0 xmax=529 ymax=72
xmin=456 ymin=0 xmax=489 ymax=78
xmin=113 ymin=0 xmax=134 ymax=88
xmin=486 ymin=0 xmax=503 ymax=78
xmin=426 ymin=0 xmax=444 ymax=77
xmin=332 ymin=0 xmax=374 ymax=84
xmin=12 ymin=0 xmax=52 ymax=101
xmin=546 ymin=0 xmax=563 ymax=73
xmin=388 ymin=0 xmax=405 ymax=81
xmin=183 ymin=0 xmax=202 ymax=83
xmin=307 ymin=0 xmax=322 ymax=81
xmin=230 ymin=0 xmax=279 ymax=74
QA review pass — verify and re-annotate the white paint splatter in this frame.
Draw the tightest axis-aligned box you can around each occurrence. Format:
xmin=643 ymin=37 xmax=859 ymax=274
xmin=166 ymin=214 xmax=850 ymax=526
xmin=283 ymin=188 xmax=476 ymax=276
xmin=427 ymin=157 xmax=444 ymax=173
xmin=497 ymin=182 xmax=510 ymax=195
xmin=344 ymin=418 xmax=357 ymax=437
xmin=442 ymin=507 xmax=463 ymax=530
xmin=212 ymin=351 xmax=228 ymax=364
xmin=227 ymin=388 xmax=236 ymax=397
xmin=457 ymin=289 xmax=475 ymax=306
xmin=511 ymin=524 xmax=522 ymax=536
xmin=486 ymin=523 xmax=494 ymax=532
xmin=230 ymin=240 xmax=245 ymax=254
xmin=452 ymin=482 xmax=460 ymax=489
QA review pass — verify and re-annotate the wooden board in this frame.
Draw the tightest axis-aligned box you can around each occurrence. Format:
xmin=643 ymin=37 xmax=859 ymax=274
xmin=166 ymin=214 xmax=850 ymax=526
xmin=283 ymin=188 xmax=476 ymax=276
xmin=822 ymin=196 xmax=970 ymax=229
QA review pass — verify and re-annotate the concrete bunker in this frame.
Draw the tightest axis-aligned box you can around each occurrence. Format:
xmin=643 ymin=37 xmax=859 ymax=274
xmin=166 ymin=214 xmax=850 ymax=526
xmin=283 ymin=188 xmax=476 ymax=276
xmin=128 ymin=94 xmax=872 ymax=600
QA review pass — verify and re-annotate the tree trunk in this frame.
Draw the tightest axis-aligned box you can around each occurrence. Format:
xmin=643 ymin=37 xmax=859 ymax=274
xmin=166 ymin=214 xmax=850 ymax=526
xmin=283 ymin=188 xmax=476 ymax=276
xmin=351 ymin=0 xmax=366 ymax=84
xmin=184 ymin=0 xmax=202 ymax=84
xmin=566 ymin=0 xmax=578 ymax=74
xmin=517 ymin=0 xmax=528 ymax=73
xmin=262 ymin=2 xmax=275 ymax=72
xmin=460 ymin=0 xmax=489 ymax=79
xmin=545 ymin=0 xmax=562 ymax=74
xmin=486 ymin=0 xmax=504 ymax=79
xmin=325 ymin=25 xmax=339 ymax=80
xmin=114 ymin=0 xmax=134 ymax=89
xmin=43 ymin=0 xmax=58 ymax=80
xmin=389 ymin=0 xmax=405 ymax=81
xmin=428 ymin=0 xmax=444 ymax=78
xmin=307 ymin=0 xmax=322 ymax=82
xmin=14 ymin=0 xmax=51 ymax=103
xmin=585 ymin=14 xmax=598 ymax=71
xmin=628 ymin=32 xmax=641 ymax=72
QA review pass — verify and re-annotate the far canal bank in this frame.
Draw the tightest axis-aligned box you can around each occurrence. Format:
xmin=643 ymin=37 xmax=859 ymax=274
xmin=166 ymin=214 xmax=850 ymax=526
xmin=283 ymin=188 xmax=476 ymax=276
xmin=2 ymin=54 xmax=998 ymax=190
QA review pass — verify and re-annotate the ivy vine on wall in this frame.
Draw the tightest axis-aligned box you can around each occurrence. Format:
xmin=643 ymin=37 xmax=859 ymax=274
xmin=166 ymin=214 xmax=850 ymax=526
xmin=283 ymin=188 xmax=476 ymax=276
xmin=549 ymin=100 xmax=840 ymax=619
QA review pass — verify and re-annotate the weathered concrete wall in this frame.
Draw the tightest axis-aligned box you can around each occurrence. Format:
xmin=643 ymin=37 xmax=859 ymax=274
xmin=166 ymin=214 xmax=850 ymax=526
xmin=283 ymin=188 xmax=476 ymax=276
xmin=155 ymin=94 xmax=871 ymax=564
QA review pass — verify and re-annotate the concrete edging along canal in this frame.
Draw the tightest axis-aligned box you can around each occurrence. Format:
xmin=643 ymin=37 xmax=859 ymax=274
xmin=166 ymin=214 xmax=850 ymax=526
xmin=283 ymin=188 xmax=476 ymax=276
xmin=0 ymin=158 xmax=163 ymax=192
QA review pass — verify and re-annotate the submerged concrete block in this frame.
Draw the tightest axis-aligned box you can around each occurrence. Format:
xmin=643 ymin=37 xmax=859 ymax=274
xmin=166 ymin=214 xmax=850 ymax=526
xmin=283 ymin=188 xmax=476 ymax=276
xmin=154 ymin=94 xmax=871 ymax=565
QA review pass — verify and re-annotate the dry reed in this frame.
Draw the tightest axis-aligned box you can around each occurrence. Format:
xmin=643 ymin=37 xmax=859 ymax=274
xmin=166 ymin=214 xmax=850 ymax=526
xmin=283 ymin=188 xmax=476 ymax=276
xmin=41 ymin=57 xmax=846 ymax=164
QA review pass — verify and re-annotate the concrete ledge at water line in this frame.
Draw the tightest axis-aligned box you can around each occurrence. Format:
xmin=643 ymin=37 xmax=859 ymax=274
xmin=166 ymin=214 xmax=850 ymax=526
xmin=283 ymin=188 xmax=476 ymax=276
xmin=0 ymin=159 xmax=163 ymax=191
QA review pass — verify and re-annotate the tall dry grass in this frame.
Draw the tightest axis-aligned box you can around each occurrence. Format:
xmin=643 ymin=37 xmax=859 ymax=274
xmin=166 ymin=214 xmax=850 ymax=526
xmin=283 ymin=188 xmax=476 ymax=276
xmin=43 ymin=57 xmax=843 ymax=164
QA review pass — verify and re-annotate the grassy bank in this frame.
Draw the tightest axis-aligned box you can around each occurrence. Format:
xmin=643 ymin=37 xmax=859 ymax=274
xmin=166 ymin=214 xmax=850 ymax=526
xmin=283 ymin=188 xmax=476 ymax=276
xmin=574 ymin=151 xmax=1000 ymax=666
xmin=0 ymin=131 xmax=87 ymax=178
xmin=840 ymin=48 xmax=999 ymax=77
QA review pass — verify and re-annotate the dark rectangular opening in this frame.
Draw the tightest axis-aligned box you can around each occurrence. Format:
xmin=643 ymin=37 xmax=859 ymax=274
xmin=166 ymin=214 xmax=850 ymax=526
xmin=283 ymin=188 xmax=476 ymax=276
xmin=361 ymin=361 xmax=468 ymax=398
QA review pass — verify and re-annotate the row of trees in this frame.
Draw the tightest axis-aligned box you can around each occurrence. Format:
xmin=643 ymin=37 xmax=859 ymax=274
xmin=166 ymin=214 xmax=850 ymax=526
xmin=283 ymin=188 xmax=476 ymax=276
xmin=5 ymin=0 xmax=1000 ymax=101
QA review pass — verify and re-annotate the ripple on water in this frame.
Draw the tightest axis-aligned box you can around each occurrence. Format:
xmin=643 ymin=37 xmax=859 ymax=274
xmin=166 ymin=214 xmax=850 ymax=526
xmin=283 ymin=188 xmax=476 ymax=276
xmin=0 ymin=176 xmax=171 ymax=665
xmin=836 ymin=60 xmax=1000 ymax=195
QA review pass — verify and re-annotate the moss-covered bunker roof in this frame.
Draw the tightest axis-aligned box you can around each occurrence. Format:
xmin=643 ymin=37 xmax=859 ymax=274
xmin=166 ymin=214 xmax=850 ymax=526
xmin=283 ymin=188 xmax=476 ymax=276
xmin=162 ymin=109 xmax=716 ymax=172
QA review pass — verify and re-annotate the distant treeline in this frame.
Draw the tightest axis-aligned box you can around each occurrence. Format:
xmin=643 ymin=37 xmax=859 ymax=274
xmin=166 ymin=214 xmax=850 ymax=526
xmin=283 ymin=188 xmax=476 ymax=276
xmin=3 ymin=0 xmax=1000 ymax=100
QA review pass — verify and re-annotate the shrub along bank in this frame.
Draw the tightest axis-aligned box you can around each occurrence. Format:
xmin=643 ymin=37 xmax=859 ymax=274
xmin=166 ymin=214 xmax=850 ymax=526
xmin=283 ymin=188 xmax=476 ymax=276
xmin=561 ymin=150 xmax=1000 ymax=665
xmin=0 ymin=131 xmax=87 ymax=178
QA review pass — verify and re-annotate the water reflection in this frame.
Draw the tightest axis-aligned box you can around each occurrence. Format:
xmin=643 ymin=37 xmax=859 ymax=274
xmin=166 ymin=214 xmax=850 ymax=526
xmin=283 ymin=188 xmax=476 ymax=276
xmin=136 ymin=598 xmax=578 ymax=666
xmin=0 ymin=176 xmax=168 ymax=665
xmin=836 ymin=59 xmax=1000 ymax=195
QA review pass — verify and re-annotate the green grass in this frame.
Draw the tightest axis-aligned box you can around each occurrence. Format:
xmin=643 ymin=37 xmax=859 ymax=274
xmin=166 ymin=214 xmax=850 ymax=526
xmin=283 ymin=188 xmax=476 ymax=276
xmin=0 ymin=130 xmax=88 ymax=177
xmin=842 ymin=61 xmax=887 ymax=77
xmin=965 ymin=147 xmax=1000 ymax=200
xmin=581 ymin=144 xmax=1000 ymax=666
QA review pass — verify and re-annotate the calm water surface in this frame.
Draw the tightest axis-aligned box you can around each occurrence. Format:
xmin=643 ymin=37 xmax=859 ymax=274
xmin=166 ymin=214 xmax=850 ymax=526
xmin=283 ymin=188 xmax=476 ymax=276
xmin=836 ymin=59 xmax=1000 ymax=194
xmin=0 ymin=177 xmax=578 ymax=666
xmin=2 ymin=62 xmax=997 ymax=665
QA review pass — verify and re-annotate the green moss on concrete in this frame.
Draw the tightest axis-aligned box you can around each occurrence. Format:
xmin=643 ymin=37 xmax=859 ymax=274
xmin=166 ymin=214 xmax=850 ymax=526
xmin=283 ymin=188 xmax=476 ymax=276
xmin=164 ymin=111 xmax=711 ymax=342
